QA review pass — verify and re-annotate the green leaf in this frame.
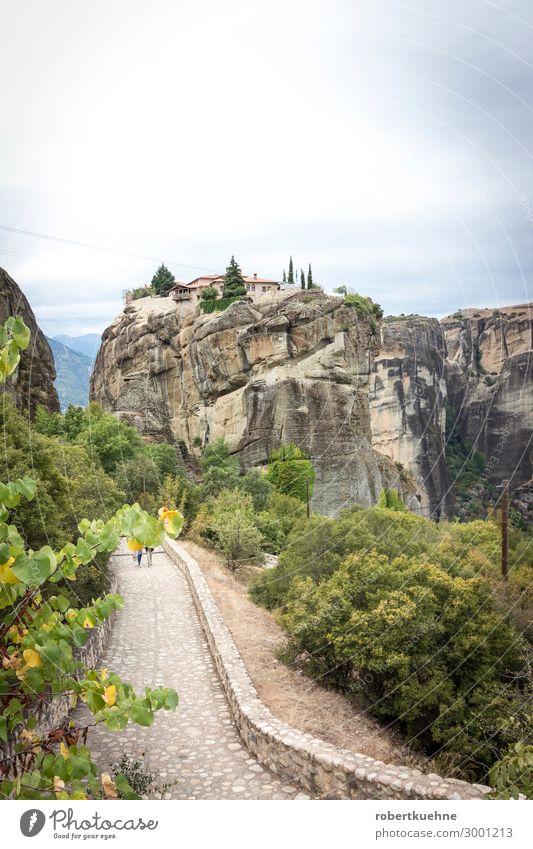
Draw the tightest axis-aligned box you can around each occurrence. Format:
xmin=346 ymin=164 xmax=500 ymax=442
xmin=130 ymin=702 xmax=154 ymax=727
xmin=75 ymin=538 xmax=94 ymax=565
xmin=7 ymin=317 xmax=30 ymax=350
xmin=0 ymin=715 xmax=7 ymax=742
xmin=12 ymin=552 xmax=50 ymax=586
xmin=14 ymin=477 xmax=36 ymax=502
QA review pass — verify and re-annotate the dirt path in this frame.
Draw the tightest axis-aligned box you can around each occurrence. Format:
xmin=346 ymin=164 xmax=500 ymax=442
xmin=181 ymin=539 xmax=425 ymax=768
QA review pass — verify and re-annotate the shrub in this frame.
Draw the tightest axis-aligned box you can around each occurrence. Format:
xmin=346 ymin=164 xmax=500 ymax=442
xmin=200 ymin=296 xmax=245 ymax=314
xmin=279 ymin=550 xmax=530 ymax=777
xmin=343 ymin=293 xmax=383 ymax=321
xmin=239 ymin=469 xmax=273 ymax=511
xmin=200 ymin=438 xmax=240 ymax=497
xmin=378 ymin=489 xmax=406 ymax=511
xmin=265 ymin=443 xmax=314 ymax=503
xmin=489 ymin=743 xmax=533 ymax=799
xmin=200 ymin=286 xmax=219 ymax=302
xmin=210 ymin=490 xmax=264 ymax=570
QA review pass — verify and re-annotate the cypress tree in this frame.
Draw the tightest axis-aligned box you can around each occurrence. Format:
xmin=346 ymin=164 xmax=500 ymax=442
xmin=222 ymin=255 xmax=247 ymax=299
xmin=151 ymin=263 xmax=175 ymax=295
xmin=282 ymin=269 xmax=287 ymax=284
xmin=307 ymin=263 xmax=314 ymax=289
xmin=300 ymin=268 xmax=306 ymax=289
xmin=288 ymin=256 xmax=294 ymax=285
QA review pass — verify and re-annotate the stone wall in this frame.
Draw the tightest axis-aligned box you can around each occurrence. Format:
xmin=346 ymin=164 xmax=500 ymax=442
xmin=1 ymin=570 xmax=118 ymax=764
xmin=163 ymin=537 xmax=489 ymax=801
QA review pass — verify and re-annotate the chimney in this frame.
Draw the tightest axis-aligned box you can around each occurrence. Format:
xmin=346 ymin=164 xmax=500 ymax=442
xmin=253 ymin=272 xmax=257 ymax=280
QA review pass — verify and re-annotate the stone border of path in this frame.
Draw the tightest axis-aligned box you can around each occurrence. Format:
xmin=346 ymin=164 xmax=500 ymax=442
xmin=164 ymin=537 xmax=490 ymax=801
xmin=36 ymin=571 xmax=119 ymax=736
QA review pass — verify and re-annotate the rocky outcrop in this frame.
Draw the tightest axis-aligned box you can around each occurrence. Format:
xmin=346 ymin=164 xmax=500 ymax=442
xmin=91 ymin=291 xmax=418 ymax=515
xmin=91 ymin=291 xmax=532 ymax=519
xmin=0 ymin=268 xmax=59 ymax=415
xmin=443 ymin=304 xmax=532 ymax=494
xmin=370 ymin=316 xmax=453 ymax=519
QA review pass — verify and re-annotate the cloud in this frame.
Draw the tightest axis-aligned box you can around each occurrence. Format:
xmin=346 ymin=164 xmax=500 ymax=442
xmin=0 ymin=0 xmax=532 ymax=334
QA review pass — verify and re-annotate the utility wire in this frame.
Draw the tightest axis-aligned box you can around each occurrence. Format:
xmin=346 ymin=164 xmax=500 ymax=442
xmin=0 ymin=224 xmax=219 ymax=275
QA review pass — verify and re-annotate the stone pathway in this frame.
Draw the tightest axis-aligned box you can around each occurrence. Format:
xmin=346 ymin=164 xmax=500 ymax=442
xmin=73 ymin=544 xmax=307 ymax=799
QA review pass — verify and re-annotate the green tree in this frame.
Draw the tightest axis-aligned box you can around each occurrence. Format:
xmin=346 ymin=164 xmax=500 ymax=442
xmin=239 ymin=469 xmax=273 ymax=511
xmin=334 ymin=285 xmax=348 ymax=295
xmin=300 ymin=268 xmax=306 ymax=289
xmin=222 ymin=255 xmax=247 ymax=299
xmin=265 ymin=443 xmax=314 ymax=503
xmin=307 ymin=263 xmax=314 ymax=288
xmin=282 ymin=269 xmax=287 ymax=284
xmin=75 ymin=404 xmax=143 ymax=475
xmin=151 ymin=263 xmax=175 ymax=296
xmin=200 ymin=437 xmax=240 ymax=497
xmin=210 ymin=489 xmax=264 ymax=571
xmin=287 ymin=256 xmax=294 ymax=285
xmin=201 ymin=286 xmax=219 ymax=302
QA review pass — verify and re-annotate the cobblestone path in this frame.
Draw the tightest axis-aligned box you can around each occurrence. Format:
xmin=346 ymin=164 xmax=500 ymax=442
xmin=74 ymin=546 xmax=306 ymax=799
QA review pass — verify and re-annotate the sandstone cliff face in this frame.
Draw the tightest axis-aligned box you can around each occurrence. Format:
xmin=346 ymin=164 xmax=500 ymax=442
xmin=442 ymin=304 xmax=532 ymax=493
xmin=370 ymin=316 xmax=453 ymax=519
xmin=0 ymin=268 xmax=59 ymax=415
xmin=91 ymin=291 xmax=418 ymax=515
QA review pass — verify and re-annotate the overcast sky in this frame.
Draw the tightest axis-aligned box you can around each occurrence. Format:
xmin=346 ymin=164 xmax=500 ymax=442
xmin=1 ymin=0 xmax=533 ymax=336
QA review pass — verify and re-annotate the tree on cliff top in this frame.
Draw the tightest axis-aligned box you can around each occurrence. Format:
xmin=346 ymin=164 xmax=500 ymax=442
xmin=222 ymin=255 xmax=247 ymax=298
xmin=151 ymin=263 xmax=175 ymax=295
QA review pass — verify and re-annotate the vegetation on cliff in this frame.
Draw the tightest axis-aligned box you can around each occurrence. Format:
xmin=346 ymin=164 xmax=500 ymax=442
xmin=250 ymin=504 xmax=533 ymax=785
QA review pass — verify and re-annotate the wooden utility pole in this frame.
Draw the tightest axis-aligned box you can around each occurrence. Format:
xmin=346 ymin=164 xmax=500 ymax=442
xmin=306 ymin=479 xmax=310 ymax=519
xmin=501 ymin=479 xmax=509 ymax=582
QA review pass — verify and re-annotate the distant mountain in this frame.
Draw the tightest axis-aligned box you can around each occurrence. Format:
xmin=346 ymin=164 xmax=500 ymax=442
xmin=46 ymin=337 xmax=92 ymax=410
xmin=53 ymin=332 xmax=101 ymax=362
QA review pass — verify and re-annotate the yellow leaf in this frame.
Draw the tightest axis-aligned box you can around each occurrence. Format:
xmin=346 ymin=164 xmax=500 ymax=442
xmin=0 ymin=559 xmax=20 ymax=585
xmin=22 ymin=648 xmax=42 ymax=668
xmin=66 ymin=610 xmax=77 ymax=621
xmin=101 ymin=772 xmax=118 ymax=799
xmin=103 ymin=685 xmax=116 ymax=707
xmin=59 ymin=742 xmax=70 ymax=760
xmin=127 ymin=538 xmax=143 ymax=551
xmin=69 ymin=693 xmax=78 ymax=709
xmin=53 ymin=775 xmax=65 ymax=795
xmin=100 ymin=667 xmax=108 ymax=681
xmin=82 ymin=615 xmax=95 ymax=629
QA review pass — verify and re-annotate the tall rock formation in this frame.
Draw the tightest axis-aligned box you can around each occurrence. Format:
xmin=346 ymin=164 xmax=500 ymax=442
xmin=91 ymin=291 xmax=417 ymax=516
xmin=370 ymin=316 xmax=453 ymax=519
xmin=443 ymin=304 xmax=532 ymax=496
xmin=0 ymin=268 xmax=60 ymax=415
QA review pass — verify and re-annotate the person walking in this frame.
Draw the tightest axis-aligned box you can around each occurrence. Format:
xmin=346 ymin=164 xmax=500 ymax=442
xmin=145 ymin=546 xmax=154 ymax=567
xmin=136 ymin=549 xmax=143 ymax=567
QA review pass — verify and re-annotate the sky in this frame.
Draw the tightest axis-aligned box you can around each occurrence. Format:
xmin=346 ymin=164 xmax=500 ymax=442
xmin=1 ymin=0 xmax=533 ymax=336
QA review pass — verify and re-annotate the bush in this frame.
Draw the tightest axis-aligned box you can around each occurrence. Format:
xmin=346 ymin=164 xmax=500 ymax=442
xmin=250 ymin=506 xmax=439 ymax=610
xmin=378 ymin=489 xmax=406 ymax=511
xmin=239 ymin=469 xmax=273 ymax=511
xmin=200 ymin=438 xmax=240 ymax=497
xmin=200 ymin=286 xmax=219 ymax=302
xmin=279 ymin=550 xmax=530 ymax=777
xmin=210 ymin=490 xmax=264 ymax=570
xmin=265 ymin=443 xmax=314 ymax=503
xmin=344 ymin=293 xmax=383 ymax=323
xmin=200 ymin=296 xmax=245 ymax=314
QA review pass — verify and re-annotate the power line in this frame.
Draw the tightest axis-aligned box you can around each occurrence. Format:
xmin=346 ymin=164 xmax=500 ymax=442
xmin=0 ymin=224 xmax=219 ymax=275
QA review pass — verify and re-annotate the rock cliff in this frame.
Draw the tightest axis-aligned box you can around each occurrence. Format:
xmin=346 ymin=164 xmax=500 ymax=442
xmin=0 ymin=268 xmax=59 ymax=415
xmin=91 ymin=291 xmax=532 ymax=519
xmin=443 ymin=304 xmax=532 ymax=495
xmin=91 ymin=291 xmax=419 ymax=515
xmin=370 ymin=316 xmax=453 ymax=519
